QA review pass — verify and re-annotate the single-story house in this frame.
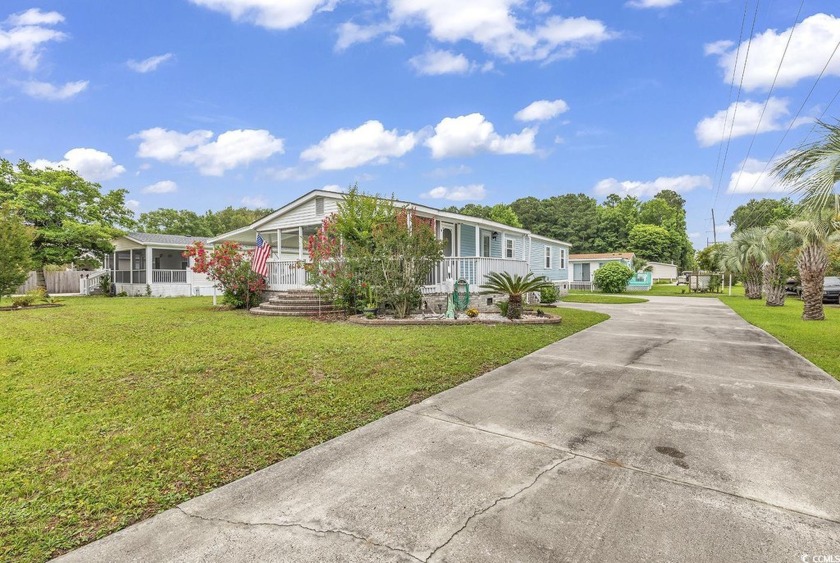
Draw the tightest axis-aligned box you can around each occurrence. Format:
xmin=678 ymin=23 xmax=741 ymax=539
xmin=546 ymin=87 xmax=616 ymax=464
xmin=209 ymin=190 xmax=573 ymax=295
xmin=83 ymin=233 xmax=216 ymax=297
xmin=648 ymin=261 xmax=679 ymax=282
xmin=569 ymin=252 xmax=652 ymax=291
xmin=569 ymin=252 xmax=634 ymax=290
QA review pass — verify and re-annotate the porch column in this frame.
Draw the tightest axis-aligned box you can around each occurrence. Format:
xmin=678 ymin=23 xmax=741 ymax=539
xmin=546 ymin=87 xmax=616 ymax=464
xmin=146 ymin=246 xmax=153 ymax=286
xmin=298 ymin=226 xmax=303 ymax=260
xmin=129 ymin=249 xmax=133 ymax=284
xmin=474 ymin=224 xmax=480 ymax=258
xmin=501 ymin=233 xmax=506 ymax=258
xmin=276 ymin=229 xmax=281 ymax=259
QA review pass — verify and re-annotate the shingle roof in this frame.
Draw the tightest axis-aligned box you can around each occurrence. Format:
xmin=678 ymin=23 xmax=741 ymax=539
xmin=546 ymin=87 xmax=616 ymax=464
xmin=125 ymin=232 xmax=210 ymax=245
xmin=569 ymin=252 xmax=634 ymax=261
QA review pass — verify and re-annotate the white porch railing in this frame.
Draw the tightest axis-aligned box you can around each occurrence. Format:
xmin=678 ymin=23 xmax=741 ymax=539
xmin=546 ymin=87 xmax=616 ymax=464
xmin=80 ymin=270 xmax=109 ymax=295
xmin=153 ymin=269 xmax=187 ymax=284
xmin=264 ymin=257 xmax=530 ymax=291
xmin=426 ymin=257 xmax=530 ymax=288
xmin=267 ymin=260 xmax=309 ymax=289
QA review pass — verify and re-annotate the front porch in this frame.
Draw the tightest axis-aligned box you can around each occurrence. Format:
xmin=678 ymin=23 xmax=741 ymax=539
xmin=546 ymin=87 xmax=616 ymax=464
xmin=104 ymin=248 xmax=191 ymax=286
xmin=265 ymin=256 xmax=531 ymax=292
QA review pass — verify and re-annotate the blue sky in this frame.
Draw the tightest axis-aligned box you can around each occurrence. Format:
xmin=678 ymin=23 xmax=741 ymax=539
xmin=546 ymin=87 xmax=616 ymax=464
xmin=2 ymin=1 xmax=839 ymax=247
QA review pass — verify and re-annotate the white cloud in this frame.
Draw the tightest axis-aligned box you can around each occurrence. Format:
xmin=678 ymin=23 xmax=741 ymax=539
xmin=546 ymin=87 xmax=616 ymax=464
xmin=703 ymin=39 xmax=733 ymax=56
xmin=626 ymin=0 xmax=680 ymax=8
xmin=6 ymin=8 xmax=65 ymax=26
xmin=335 ymin=21 xmax=396 ymax=50
xmin=141 ymin=180 xmax=178 ymax=194
xmin=514 ymin=98 xmax=569 ymax=121
xmin=593 ymin=174 xmax=711 ymax=197
xmin=241 ymin=195 xmax=269 ymax=208
xmin=695 ymin=97 xmax=810 ymax=147
xmin=126 ymin=199 xmax=141 ymax=211
xmin=710 ymin=13 xmax=840 ymax=91
xmin=425 ymin=113 xmax=537 ymax=158
xmin=33 ymin=148 xmax=125 ymax=182
xmin=421 ymin=184 xmax=487 ymax=201
xmin=0 ymin=9 xmax=66 ymax=70
xmin=20 ymin=80 xmax=88 ymax=100
xmin=409 ymin=49 xmax=471 ymax=75
xmin=381 ymin=1 xmax=615 ymax=62
xmin=301 ymin=120 xmax=417 ymax=170
xmin=127 ymin=53 xmax=173 ymax=73
xmin=384 ymin=34 xmax=405 ymax=46
xmin=188 ymin=0 xmax=337 ymax=30
xmin=132 ymin=127 xmax=284 ymax=176
xmin=726 ymin=157 xmax=788 ymax=194
xmin=321 ymin=184 xmax=345 ymax=192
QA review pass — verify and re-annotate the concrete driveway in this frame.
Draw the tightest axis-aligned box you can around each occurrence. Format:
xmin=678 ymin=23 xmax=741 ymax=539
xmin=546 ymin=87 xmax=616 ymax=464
xmin=57 ymin=296 xmax=840 ymax=562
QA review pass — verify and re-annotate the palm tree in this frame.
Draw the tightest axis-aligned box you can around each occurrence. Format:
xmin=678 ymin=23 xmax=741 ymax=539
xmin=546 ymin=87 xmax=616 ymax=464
xmin=773 ymin=120 xmax=840 ymax=213
xmin=720 ymin=228 xmax=764 ymax=299
xmin=631 ymin=256 xmax=650 ymax=273
xmin=758 ymin=226 xmax=798 ymax=307
xmin=785 ymin=210 xmax=840 ymax=320
xmin=480 ymin=271 xmax=553 ymax=320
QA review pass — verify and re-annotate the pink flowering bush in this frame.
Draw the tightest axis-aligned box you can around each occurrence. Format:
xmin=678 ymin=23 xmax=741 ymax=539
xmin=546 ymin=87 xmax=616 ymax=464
xmin=184 ymin=241 xmax=265 ymax=308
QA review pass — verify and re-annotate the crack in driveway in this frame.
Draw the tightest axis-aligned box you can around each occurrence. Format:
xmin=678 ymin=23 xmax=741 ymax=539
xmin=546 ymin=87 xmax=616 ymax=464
xmin=175 ymin=506 xmax=424 ymax=562
xmin=424 ymin=457 xmax=574 ymax=562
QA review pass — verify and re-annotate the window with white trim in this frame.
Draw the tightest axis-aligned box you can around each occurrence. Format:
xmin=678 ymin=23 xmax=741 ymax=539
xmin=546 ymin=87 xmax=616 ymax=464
xmin=505 ymin=239 xmax=514 ymax=258
xmin=560 ymin=248 xmax=566 ymax=269
xmin=315 ymin=196 xmax=325 ymax=216
xmin=545 ymin=246 xmax=552 ymax=269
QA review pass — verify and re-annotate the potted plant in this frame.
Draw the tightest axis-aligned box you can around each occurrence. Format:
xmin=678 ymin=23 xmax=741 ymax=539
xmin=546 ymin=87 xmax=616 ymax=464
xmin=362 ymin=283 xmax=378 ymax=318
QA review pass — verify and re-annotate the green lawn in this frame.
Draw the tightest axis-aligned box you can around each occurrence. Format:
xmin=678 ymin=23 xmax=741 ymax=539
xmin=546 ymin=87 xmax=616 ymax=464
xmin=0 ymin=297 xmax=607 ymax=562
xmin=720 ymin=295 xmax=840 ymax=380
xmin=569 ymin=284 xmax=746 ymax=298
xmin=560 ymin=294 xmax=648 ymax=304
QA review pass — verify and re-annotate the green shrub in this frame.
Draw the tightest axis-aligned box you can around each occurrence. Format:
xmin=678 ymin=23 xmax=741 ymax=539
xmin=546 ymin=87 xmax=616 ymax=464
xmin=654 ymin=279 xmax=672 ymax=285
xmin=12 ymin=295 xmax=35 ymax=307
xmin=26 ymin=287 xmax=48 ymax=303
xmin=497 ymin=300 xmax=509 ymax=317
xmin=99 ymin=273 xmax=112 ymax=296
xmin=539 ymin=285 xmax=559 ymax=304
xmin=593 ymin=262 xmax=634 ymax=293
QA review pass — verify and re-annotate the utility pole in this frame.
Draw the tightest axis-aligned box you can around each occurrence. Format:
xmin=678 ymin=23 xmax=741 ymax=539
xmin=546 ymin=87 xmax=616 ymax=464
xmin=711 ymin=208 xmax=717 ymax=245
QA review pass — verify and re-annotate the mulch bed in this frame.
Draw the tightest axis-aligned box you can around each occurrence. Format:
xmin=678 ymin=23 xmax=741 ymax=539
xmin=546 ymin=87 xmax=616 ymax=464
xmin=347 ymin=313 xmax=562 ymax=326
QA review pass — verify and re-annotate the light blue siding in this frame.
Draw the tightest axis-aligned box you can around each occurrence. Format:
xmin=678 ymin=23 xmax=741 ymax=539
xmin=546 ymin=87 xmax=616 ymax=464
xmin=459 ymin=224 xmax=476 ymax=256
xmin=529 ymin=239 xmax=570 ymax=282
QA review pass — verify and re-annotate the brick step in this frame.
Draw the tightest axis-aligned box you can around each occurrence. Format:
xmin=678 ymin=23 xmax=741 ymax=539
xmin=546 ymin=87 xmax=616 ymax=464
xmin=258 ymin=303 xmax=341 ymax=312
xmin=266 ymin=297 xmax=332 ymax=307
xmin=249 ymin=307 xmax=343 ymax=317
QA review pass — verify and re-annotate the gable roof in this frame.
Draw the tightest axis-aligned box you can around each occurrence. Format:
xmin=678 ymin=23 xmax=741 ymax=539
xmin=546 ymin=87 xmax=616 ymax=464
xmin=210 ymin=189 xmax=573 ymax=247
xmin=123 ymin=233 xmax=210 ymax=246
xmin=569 ymin=252 xmax=634 ymax=261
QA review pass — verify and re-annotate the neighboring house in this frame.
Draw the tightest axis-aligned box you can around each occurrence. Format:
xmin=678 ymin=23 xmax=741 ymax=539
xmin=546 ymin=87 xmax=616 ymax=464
xmin=648 ymin=261 xmax=678 ymax=282
xmin=83 ymin=233 xmax=216 ymax=297
xmin=209 ymin=190 xmax=572 ymax=294
xmin=569 ymin=252 xmax=634 ymax=290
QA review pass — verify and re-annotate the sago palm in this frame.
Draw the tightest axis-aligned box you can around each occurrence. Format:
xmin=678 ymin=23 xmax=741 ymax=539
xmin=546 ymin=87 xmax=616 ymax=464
xmin=786 ymin=210 xmax=840 ymax=320
xmin=758 ymin=226 xmax=798 ymax=307
xmin=773 ymin=120 xmax=840 ymax=213
xmin=480 ymin=271 xmax=553 ymax=320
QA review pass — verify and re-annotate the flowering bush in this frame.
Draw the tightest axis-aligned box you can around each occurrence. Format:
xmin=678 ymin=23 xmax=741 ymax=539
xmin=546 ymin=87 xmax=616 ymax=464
xmin=184 ymin=241 xmax=265 ymax=308
xmin=306 ymin=187 xmax=443 ymax=317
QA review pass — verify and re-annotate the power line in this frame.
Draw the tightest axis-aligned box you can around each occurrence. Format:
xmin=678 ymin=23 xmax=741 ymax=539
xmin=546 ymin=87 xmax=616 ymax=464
xmin=722 ymin=38 xmax=840 ymax=232
xmin=724 ymin=0 xmax=805 ymax=215
xmin=709 ymin=0 xmax=754 ymax=213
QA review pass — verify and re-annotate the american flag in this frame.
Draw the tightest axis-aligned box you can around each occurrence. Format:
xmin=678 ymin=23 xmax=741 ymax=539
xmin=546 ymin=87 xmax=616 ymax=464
xmin=251 ymin=233 xmax=271 ymax=277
